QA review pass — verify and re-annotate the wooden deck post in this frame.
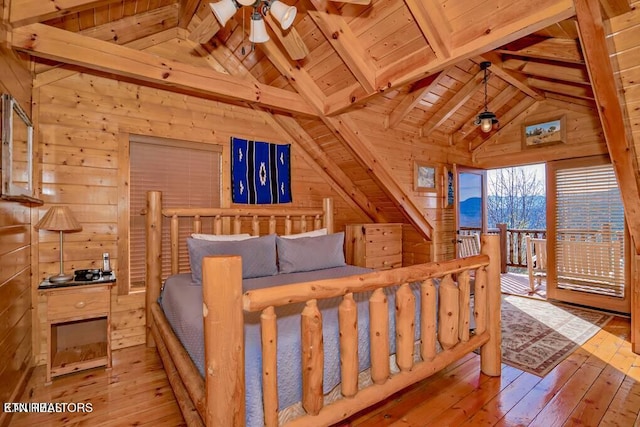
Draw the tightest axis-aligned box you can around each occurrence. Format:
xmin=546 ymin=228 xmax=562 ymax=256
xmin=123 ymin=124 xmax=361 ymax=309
xmin=497 ymin=223 xmax=508 ymax=273
xmin=146 ymin=190 xmax=162 ymax=347
xmin=202 ymin=256 xmax=245 ymax=426
xmin=480 ymin=233 xmax=501 ymax=376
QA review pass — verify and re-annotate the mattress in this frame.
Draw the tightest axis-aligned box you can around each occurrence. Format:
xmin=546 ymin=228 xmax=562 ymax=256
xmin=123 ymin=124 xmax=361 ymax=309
xmin=159 ymin=266 xmax=425 ymax=426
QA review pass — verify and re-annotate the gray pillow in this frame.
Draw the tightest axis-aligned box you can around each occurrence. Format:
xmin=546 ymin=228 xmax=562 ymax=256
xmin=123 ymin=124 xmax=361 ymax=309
xmin=187 ymin=234 xmax=277 ymax=283
xmin=276 ymin=232 xmax=346 ymax=274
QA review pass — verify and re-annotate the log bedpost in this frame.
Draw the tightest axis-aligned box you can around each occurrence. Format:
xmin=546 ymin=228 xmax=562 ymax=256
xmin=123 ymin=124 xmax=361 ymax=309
xmin=202 ymin=255 xmax=245 ymax=426
xmin=146 ymin=190 xmax=162 ymax=347
xmin=480 ymin=233 xmax=502 ymax=376
xmin=323 ymin=197 xmax=334 ymax=233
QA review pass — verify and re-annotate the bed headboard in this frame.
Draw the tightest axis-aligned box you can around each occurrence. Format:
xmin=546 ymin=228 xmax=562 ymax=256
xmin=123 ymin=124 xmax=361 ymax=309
xmin=144 ymin=190 xmax=334 ymax=345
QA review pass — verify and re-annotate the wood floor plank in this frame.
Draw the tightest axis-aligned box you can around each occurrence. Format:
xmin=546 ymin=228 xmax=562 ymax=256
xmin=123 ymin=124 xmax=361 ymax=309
xmin=8 ymin=312 xmax=640 ymax=427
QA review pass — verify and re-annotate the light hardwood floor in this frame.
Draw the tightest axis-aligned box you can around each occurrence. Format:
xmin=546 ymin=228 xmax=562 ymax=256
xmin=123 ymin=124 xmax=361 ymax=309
xmin=9 ymin=316 xmax=640 ymax=426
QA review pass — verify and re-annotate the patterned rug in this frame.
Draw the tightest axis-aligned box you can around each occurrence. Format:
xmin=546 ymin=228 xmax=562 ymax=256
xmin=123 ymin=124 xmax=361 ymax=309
xmin=501 ymin=295 xmax=613 ymax=377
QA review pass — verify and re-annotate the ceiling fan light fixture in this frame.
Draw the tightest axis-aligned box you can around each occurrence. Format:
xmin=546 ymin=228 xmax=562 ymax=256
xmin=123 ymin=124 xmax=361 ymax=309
xmin=249 ymin=11 xmax=270 ymax=43
xmin=237 ymin=0 xmax=256 ymax=6
xmin=475 ymin=61 xmax=499 ymax=133
xmin=209 ymin=0 xmax=238 ymax=26
xmin=269 ymin=0 xmax=296 ymax=30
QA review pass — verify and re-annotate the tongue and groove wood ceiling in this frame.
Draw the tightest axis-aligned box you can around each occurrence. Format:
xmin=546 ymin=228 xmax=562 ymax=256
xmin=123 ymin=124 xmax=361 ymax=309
xmin=6 ymin=0 xmax=637 ymax=243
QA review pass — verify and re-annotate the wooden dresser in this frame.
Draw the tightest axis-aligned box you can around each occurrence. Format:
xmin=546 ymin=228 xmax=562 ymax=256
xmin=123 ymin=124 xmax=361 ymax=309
xmin=345 ymin=223 xmax=403 ymax=270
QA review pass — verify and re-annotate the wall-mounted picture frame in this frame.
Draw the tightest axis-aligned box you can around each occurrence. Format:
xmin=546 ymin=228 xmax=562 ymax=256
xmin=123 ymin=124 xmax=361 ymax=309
xmin=414 ymin=162 xmax=436 ymax=192
xmin=522 ymin=115 xmax=566 ymax=149
xmin=1 ymin=94 xmax=34 ymax=198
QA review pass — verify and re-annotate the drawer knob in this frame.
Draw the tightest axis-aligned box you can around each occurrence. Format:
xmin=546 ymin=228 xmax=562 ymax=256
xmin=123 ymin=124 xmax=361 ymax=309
xmin=75 ymin=301 xmax=86 ymax=309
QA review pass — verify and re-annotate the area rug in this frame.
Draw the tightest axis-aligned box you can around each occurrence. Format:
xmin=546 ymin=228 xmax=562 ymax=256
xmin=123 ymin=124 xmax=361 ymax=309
xmin=501 ymin=295 xmax=613 ymax=377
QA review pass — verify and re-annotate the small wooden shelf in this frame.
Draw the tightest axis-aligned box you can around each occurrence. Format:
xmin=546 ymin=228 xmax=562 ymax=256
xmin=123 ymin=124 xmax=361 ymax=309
xmin=51 ymin=342 xmax=109 ymax=377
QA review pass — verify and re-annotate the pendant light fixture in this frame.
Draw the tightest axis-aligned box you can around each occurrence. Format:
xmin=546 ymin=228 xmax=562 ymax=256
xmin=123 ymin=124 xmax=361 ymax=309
xmin=474 ymin=61 xmax=498 ymax=133
xmin=210 ymin=0 xmax=297 ymax=44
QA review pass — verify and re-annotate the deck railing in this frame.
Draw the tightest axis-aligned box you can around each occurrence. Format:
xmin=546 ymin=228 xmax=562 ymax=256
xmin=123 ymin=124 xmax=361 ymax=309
xmin=460 ymin=225 xmax=546 ymax=273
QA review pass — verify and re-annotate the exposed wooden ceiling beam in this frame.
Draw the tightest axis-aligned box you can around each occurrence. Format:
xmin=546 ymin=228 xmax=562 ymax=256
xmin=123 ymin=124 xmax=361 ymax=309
xmin=306 ymin=0 xmax=377 ymax=93
xmin=454 ymin=85 xmax=520 ymax=142
xmin=527 ymin=77 xmax=595 ymax=100
xmin=188 ymin=13 xmax=221 ymax=44
xmin=575 ymin=0 xmax=640 ymax=254
xmin=327 ymin=0 xmax=574 ymax=116
xmin=480 ymin=53 xmax=545 ymax=101
xmin=260 ymin=38 xmax=326 ymax=113
xmin=387 ymin=73 xmax=445 ymax=129
xmin=599 ymin=0 xmax=632 ymax=19
xmin=12 ymin=23 xmax=316 ymax=116
xmin=422 ymin=69 xmax=485 ymax=135
xmin=404 ymin=0 xmax=452 ymax=59
xmin=254 ymin=36 xmax=390 ymax=222
xmin=264 ymin=14 xmax=309 ymax=61
xmin=494 ymin=36 xmax=584 ymax=64
xmin=502 ymin=57 xmax=591 ymax=85
xmin=9 ymin=0 xmax=123 ymax=26
xmin=179 ymin=0 xmax=201 ymax=29
xmin=328 ymin=115 xmax=434 ymax=240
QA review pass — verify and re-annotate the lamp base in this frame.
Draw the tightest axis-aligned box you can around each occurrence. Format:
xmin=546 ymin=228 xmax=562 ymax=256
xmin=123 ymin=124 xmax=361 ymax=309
xmin=49 ymin=273 xmax=73 ymax=283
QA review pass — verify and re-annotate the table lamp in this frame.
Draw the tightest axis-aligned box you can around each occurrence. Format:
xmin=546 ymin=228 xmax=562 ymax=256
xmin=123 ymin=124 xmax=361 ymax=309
xmin=36 ymin=206 xmax=82 ymax=283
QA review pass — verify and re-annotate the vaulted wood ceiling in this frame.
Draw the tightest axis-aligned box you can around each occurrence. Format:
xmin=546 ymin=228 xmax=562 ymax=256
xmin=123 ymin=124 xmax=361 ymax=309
xmin=6 ymin=0 xmax=640 ymax=249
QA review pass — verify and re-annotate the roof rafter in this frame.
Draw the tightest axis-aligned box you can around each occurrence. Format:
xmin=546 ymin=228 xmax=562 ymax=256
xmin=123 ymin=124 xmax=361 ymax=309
xmin=494 ymin=36 xmax=584 ymax=64
xmin=306 ymin=0 xmax=377 ymax=93
xmin=502 ymin=57 xmax=591 ymax=85
xmin=387 ymin=72 xmax=445 ymax=129
xmin=404 ymin=0 xmax=452 ymax=59
xmin=12 ymin=23 xmax=316 ymax=116
xmin=264 ymin=14 xmax=309 ymax=61
xmin=480 ymin=53 xmax=545 ymax=101
xmin=178 ymin=0 xmax=200 ymax=29
xmin=187 ymin=13 xmax=221 ymax=44
xmin=422 ymin=68 xmax=485 ymax=135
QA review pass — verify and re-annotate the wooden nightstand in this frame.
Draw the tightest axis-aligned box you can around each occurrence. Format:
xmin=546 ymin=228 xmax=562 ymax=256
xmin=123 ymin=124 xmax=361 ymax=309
xmin=39 ymin=277 xmax=115 ymax=384
xmin=345 ymin=223 xmax=403 ymax=270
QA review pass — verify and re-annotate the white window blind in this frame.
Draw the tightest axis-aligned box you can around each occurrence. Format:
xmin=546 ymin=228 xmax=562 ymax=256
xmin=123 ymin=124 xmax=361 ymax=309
xmin=130 ymin=138 xmax=221 ymax=289
xmin=555 ymin=164 xmax=625 ymax=297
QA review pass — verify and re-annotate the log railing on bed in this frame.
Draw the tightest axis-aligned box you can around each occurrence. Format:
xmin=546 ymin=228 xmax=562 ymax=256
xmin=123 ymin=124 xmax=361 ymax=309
xmin=145 ymin=191 xmax=501 ymax=427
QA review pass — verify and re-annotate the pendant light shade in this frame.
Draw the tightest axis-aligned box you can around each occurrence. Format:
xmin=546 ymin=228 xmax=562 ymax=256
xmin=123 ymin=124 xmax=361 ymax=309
xmin=236 ymin=0 xmax=255 ymax=5
xmin=209 ymin=0 xmax=238 ymax=26
xmin=270 ymin=0 xmax=296 ymax=30
xmin=474 ymin=61 xmax=499 ymax=133
xmin=249 ymin=12 xmax=270 ymax=43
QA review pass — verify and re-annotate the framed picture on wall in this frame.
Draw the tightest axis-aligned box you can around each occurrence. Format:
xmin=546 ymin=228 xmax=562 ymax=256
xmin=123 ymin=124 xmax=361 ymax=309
xmin=522 ymin=115 xmax=566 ymax=149
xmin=414 ymin=162 xmax=436 ymax=192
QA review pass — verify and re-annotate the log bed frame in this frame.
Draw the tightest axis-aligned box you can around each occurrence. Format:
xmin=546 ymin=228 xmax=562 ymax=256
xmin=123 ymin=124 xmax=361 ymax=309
xmin=145 ymin=190 xmax=502 ymax=426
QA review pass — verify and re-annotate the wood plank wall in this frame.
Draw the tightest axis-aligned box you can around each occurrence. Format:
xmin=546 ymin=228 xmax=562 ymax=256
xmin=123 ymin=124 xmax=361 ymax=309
xmin=473 ymin=100 xmax=608 ymax=168
xmin=0 ymin=8 xmax=35 ymax=423
xmin=32 ymin=72 xmax=370 ymax=364
xmin=347 ymin=109 xmax=472 ymax=262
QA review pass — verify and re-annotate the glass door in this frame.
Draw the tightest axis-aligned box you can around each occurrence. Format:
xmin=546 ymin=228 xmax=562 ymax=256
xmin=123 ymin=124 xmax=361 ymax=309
xmin=547 ymin=156 xmax=629 ymax=313
xmin=456 ymin=166 xmax=487 ymax=257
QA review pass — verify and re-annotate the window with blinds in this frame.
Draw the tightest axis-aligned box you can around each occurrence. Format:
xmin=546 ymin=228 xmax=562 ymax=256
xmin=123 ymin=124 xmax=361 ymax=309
xmin=555 ymin=163 xmax=625 ymax=298
xmin=129 ymin=137 xmax=222 ymax=289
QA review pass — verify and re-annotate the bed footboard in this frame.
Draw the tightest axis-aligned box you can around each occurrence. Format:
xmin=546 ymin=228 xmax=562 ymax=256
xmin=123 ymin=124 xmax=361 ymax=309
xmin=201 ymin=234 xmax=501 ymax=427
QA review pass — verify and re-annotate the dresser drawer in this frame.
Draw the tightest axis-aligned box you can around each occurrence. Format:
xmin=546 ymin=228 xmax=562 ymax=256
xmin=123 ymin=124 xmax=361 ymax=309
xmin=48 ymin=287 xmax=110 ymax=321
xmin=365 ymin=239 xmax=402 ymax=258
xmin=366 ymin=254 xmax=402 ymax=270
xmin=363 ymin=225 xmax=402 ymax=243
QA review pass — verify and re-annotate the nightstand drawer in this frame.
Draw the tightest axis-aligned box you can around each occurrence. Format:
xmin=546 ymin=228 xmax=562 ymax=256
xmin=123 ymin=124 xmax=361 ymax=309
xmin=363 ymin=225 xmax=402 ymax=242
xmin=365 ymin=255 xmax=402 ymax=270
xmin=365 ymin=240 xmax=402 ymax=258
xmin=48 ymin=287 xmax=110 ymax=321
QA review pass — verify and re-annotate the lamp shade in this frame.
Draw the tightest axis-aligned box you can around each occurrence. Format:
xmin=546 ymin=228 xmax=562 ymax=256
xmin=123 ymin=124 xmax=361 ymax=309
xmin=35 ymin=206 xmax=82 ymax=232
xmin=250 ymin=12 xmax=269 ymax=43
xmin=270 ymin=1 xmax=296 ymax=30
xmin=210 ymin=0 xmax=238 ymax=26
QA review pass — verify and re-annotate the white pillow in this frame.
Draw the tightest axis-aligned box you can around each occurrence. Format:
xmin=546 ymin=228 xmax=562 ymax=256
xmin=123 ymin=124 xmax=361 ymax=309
xmin=279 ymin=228 xmax=328 ymax=239
xmin=190 ymin=233 xmax=256 ymax=241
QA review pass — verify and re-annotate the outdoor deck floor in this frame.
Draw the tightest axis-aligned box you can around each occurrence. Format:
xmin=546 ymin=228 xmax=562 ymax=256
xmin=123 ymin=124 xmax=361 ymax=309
xmin=501 ymin=271 xmax=547 ymax=300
